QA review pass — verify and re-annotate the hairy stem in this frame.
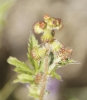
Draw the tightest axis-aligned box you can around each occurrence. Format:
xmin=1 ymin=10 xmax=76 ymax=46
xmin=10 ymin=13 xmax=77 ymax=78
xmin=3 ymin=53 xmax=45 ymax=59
xmin=39 ymin=56 xmax=49 ymax=100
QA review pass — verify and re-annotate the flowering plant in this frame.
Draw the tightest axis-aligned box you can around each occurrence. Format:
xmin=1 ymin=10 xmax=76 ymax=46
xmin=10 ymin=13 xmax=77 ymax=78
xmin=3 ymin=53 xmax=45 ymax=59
xmin=7 ymin=14 xmax=77 ymax=100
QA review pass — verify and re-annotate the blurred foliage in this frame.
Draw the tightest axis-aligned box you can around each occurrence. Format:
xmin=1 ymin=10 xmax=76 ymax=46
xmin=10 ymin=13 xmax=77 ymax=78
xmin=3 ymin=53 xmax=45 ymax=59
xmin=0 ymin=0 xmax=15 ymax=47
xmin=0 ymin=0 xmax=18 ymax=100
xmin=0 ymin=0 xmax=15 ymax=31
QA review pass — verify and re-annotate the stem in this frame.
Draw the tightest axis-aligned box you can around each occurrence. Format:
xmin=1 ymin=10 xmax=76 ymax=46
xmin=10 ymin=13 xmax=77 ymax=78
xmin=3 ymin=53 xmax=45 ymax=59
xmin=39 ymin=56 xmax=49 ymax=100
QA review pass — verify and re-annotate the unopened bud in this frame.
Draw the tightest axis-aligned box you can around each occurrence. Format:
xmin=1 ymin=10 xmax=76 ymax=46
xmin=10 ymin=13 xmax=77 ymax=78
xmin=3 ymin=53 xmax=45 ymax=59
xmin=31 ymin=47 xmax=46 ymax=60
xmin=34 ymin=21 xmax=46 ymax=34
xmin=50 ymin=40 xmax=63 ymax=53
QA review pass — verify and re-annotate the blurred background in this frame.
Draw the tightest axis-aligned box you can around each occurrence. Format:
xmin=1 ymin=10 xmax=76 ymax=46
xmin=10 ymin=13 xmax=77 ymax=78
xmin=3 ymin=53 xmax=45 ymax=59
xmin=0 ymin=0 xmax=87 ymax=100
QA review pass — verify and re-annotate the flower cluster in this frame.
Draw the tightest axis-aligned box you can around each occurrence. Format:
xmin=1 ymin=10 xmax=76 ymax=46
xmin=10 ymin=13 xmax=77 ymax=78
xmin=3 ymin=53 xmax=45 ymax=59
xmin=32 ymin=14 xmax=63 ymax=61
xmin=34 ymin=14 xmax=62 ymax=42
xmin=32 ymin=15 xmax=73 ymax=64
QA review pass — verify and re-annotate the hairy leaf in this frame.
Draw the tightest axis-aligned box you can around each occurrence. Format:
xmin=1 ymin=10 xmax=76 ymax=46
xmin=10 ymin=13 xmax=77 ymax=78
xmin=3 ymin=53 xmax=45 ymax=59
xmin=51 ymin=70 xmax=62 ymax=80
xmin=27 ymin=34 xmax=39 ymax=71
xmin=13 ymin=74 xmax=35 ymax=83
xmin=58 ymin=59 xmax=77 ymax=66
xmin=7 ymin=57 xmax=34 ymax=74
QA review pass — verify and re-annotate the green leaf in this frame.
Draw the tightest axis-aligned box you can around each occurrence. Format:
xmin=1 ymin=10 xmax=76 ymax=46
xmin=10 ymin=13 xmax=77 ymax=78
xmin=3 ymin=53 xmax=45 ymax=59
xmin=29 ymin=93 xmax=39 ymax=99
xmin=13 ymin=79 xmax=20 ymax=83
xmin=13 ymin=74 xmax=35 ymax=83
xmin=48 ymin=57 xmax=61 ymax=74
xmin=29 ymin=34 xmax=39 ymax=47
xmin=58 ymin=59 xmax=77 ymax=66
xmin=38 ymin=58 xmax=45 ymax=73
xmin=29 ymin=84 xmax=40 ymax=99
xmin=51 ymin=70 xmax=62 ymax=80
xmin=28 ymin=34 xmax=39 ymax=55
xmin=19 ymin=74 xmax=34 ymax=82
xmin=27 ymin=34 xmax=39 ymax=71
xmin=7 ymin=57 xmax=34 ymax=74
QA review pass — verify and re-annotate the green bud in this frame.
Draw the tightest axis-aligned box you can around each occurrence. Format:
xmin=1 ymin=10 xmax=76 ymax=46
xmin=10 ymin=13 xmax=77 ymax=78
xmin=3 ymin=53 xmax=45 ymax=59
xmin=34 ymin=21 xmax=46 ymax=34
xmin=31 ymin=47 xmax=46 ymax=60
xmin=41 ymin=29 xmax=54 ymax=42
xmin=41 ymin=33 xmax=54 ymax=42
xmin=54 ymin=19 xmax=63 ymax=30
xmin=43 ymin=14 xmax=63 ymax=30
xmin=50 ymin=40 xmax=63 ymax=52
xmin=43 ymin=14 xmax=51 ymax=23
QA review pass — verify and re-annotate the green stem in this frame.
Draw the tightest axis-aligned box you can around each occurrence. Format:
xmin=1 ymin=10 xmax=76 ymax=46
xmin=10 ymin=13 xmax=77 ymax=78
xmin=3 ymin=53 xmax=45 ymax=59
xmin=39 ymin=56 xmax=49 ymax=100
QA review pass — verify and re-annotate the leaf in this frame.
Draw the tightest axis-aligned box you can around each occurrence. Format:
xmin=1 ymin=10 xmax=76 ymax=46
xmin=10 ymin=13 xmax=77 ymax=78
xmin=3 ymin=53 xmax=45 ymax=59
xmin=51 ymin=70 xmax=62 ymax=80
xmin=13 ymin=74 xmax=35 ymax=83
xmin=38 ymin=58 xmax=45 ymax=73
xmin=48 ymin=57 xmax=61 ymax=74
xmin=29 ymin=84 xmax=40 ymax=99
xmin=58 ymin=59 xmax=78 ymax=66
xmin=28 ymin=34 xmax=39 ymax=51
xmin=27 ymin=34 xmax=39 ymax=71
xmin=7 ymin=57 xmax=34 ymax=74
xmin=17 ymin=74 xmax=34 ymax=83
xmin=29 ymin=93 xmax=39 ymax=99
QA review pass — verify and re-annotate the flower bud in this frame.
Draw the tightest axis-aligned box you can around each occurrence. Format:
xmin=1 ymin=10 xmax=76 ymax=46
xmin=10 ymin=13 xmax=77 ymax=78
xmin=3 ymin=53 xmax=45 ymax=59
xmin=53 ymin=18 xmax=63 ymax=30
xmin=34 ymin=21 xmax=46 ymax=34
xmin=38 ymin=47 xmax=46 ymax=58
xmin=44 ymin=15 xmax=63 ymax=30
xmin=47 ymin=18 xmax=56 ymax=28
xmin=59 ymin=47 xmax=73 ymax=60
xmin=43 ymin=14 xmax=51 ymax=23
xmin=31 ymin=47 xmax=40 ymax=60
xmin=50 ymin=40 xmax=63 ymax=52
xmin=41 ymin=33 xmax=54 ymax=43
xmin=31 ymin=47 xmax=46 ymax=60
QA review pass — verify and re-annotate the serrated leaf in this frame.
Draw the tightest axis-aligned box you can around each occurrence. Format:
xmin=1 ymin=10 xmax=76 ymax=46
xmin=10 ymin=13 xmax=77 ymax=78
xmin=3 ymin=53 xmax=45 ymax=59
xmin=51 ymin=70 xmax=62 ymax=80
xmin=29 ymin=34 xmax=39 ymax=47
xmin=28 ymin=34 xmax=39 ymax=55
xmin=13 ymin=74 xmax=35 ymax=83
xmin=14 ymin=67 xmax=31 ymax=74
xmin=48 ymin=57 xmax=61 ymax=74
xmin=29 ymin=84 xmax=40 ymax=99
xmin=53 ymin=73 xmax=62 ymax=80
xmin=7 ymin=57 xmax=34 ymax=74
xmin=58 ymin=59 xmax=77 ymax=66
xmin=18 ymin=74 xmax=34 ymax=82
xmin=27 ymin=34 xmax=39 ymax=71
